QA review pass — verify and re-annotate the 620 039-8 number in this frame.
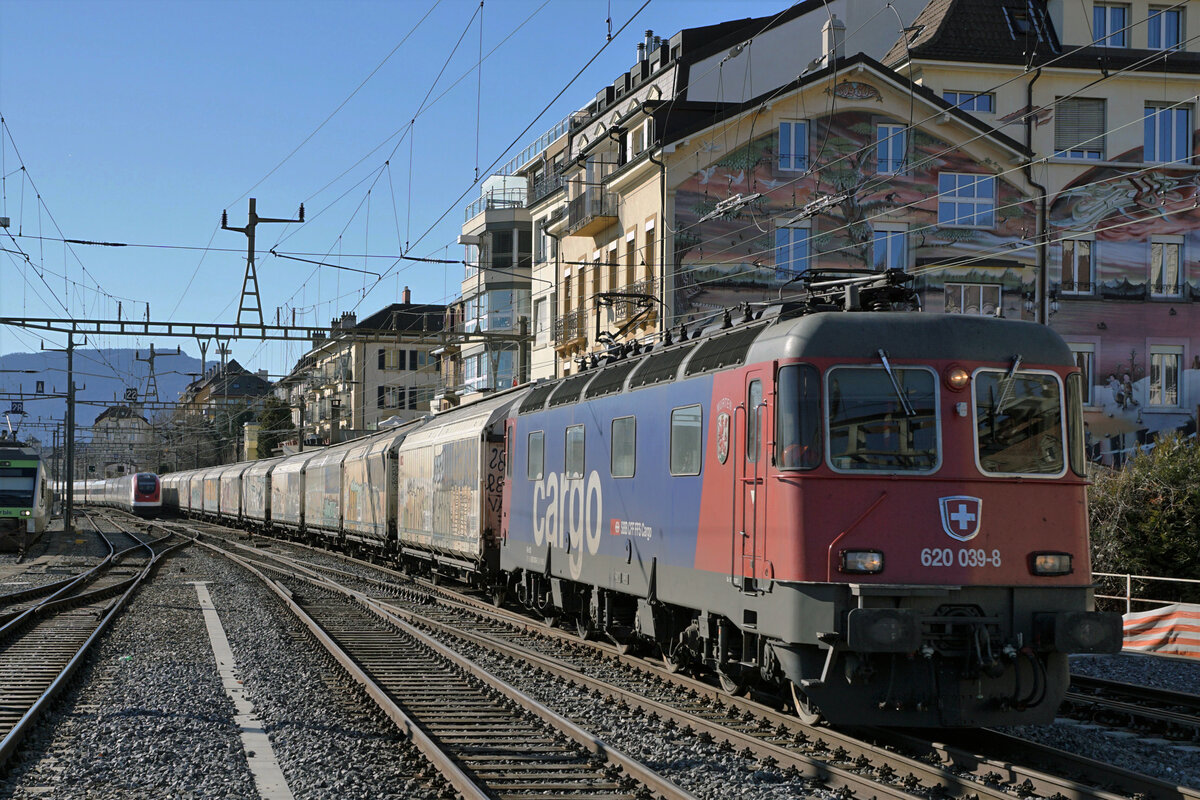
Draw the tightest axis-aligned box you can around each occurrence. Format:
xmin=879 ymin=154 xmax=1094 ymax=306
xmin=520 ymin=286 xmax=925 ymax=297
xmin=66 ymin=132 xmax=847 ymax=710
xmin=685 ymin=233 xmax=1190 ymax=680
xmin=921 ymin=547 xmax=1002 ymax=568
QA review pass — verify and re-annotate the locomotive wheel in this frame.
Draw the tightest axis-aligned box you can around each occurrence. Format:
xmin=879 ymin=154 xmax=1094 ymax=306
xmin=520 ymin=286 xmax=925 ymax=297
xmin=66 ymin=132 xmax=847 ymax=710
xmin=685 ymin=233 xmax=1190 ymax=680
xmin=491 ymin=588 xmax=506 ymax=608
xmin=575 ymin=617 xmax=591 ymax=641
xmin=718 ymin=668 xmax=746 ymax=697
xmin=789 ymin=681 xmax=823 ymax=726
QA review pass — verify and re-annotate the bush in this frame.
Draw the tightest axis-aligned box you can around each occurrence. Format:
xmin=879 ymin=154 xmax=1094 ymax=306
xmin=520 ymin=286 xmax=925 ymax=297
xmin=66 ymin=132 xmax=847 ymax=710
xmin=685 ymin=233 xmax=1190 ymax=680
xmin=1089 ymin=433 xmax=1200 ymax=604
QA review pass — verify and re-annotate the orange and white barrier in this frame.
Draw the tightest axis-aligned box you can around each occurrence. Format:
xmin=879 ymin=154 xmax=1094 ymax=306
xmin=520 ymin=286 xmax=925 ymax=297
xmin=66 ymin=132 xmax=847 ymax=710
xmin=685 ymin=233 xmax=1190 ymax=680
xmin=1122 ymin=603 xmax=1200 ymax=658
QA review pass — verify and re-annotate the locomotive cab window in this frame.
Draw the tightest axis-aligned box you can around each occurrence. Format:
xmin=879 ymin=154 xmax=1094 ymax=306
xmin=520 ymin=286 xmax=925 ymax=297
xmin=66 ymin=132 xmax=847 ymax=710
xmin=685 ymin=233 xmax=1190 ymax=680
xmin=611 ymin=416 xmax=636 ymax=478
xmin=0 ymin=467 xmax=37 ymax=505
xmin=670 ymin=405 xmax=703 ymax=476
xmin=777 ymin=364 xmax=822 ymax=470
xmin=565 ymin=425 xmax=585 ymax=479
xmin=527 ymin=431 xmax=544 ymax=481
xmin=826 ymin=366 xmax=938 ymax=472
xmin=974 ymin=369 xmax=1065 ymax=476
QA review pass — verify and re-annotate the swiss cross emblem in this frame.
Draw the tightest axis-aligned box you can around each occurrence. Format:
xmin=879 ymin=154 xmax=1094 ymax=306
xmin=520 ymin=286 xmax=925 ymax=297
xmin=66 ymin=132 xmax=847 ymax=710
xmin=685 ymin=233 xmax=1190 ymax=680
xmin=939 ymin=496 xmax=982 ymax=541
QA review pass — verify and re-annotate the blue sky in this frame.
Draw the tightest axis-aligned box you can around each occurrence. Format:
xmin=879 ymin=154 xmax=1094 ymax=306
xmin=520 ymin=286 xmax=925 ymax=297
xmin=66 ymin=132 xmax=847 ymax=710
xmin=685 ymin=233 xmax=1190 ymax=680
xmin=0 ymin=0 xmax=787 ymax=380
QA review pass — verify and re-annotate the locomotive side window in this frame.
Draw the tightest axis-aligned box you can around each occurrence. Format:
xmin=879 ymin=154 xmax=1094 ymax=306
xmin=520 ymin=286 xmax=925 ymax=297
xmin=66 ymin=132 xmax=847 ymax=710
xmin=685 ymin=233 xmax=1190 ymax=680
xmin=1066 ymin=373 xmax=1087 ymax=477
xmin=974 ymin=370 xmax=1065 ymax=476
xmin=611 ymin=416 xmax=636 ymax=478
xmin=746 ymin=380 xmax=763 ymax=463
xmin=776 ymin=364 xmax=822 ymax=470
xmin=826 ymin=367 xmax=938 ymax=472
xmin=670 ymin=405 xmax=703 ymax=476
xmin=527 ymin=431 xmax=544 ymax=481
xmin=565 ymin=425 xmax=585 ymax=479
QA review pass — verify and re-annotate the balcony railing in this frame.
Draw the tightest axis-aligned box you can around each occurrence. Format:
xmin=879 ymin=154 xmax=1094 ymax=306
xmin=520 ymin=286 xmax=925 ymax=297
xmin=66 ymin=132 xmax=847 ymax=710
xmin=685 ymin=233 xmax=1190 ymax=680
xmin=566 ymin=189 xmax=618 ymax=236
xmin=528 ymin=173 xmax=566 ymax=207
xmin=612 ymin=278 xmax=654 ymax=321
xmin=464 ymin=187 xmax=527 ymax=221
xmin=554 ymin=308 xmax=586 ymax=345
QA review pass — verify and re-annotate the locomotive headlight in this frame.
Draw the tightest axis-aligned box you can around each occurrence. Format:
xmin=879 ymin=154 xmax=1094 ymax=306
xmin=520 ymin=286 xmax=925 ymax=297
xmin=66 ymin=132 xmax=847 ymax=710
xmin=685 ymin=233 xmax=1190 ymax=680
xmin=1031 ymin=552 xmax=1072 ymax=576
xmin=20 ymin=510 xmax=30 ymax=517
xmin=841 ymin=550 xmax=884 ymax=574
xmin=943 ymin=365 xmax=971 ymax=391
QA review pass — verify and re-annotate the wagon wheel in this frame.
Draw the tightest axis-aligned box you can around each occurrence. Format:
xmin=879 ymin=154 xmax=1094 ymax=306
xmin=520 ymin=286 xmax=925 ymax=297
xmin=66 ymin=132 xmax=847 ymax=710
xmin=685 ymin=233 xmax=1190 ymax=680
xmin=660 ymin=645 xmax=685 ymax=674
xmin=790 ymin=681 xmax=823 ymax=726
xmin=542 ymin=614 xmax=559 ymax=628
xmin=575 ymin=616 xmax=592 ymax=641
xmin=491 ymin=587 xmax=506 ymax=608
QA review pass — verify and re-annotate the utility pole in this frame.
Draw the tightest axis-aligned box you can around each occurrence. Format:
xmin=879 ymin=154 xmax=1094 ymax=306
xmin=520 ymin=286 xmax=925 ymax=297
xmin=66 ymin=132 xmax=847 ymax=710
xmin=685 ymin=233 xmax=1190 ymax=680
xmin=43 ymin=334 xmax=84 ymax=536
xmin=222 ymin=198 xmax=304 ymax=327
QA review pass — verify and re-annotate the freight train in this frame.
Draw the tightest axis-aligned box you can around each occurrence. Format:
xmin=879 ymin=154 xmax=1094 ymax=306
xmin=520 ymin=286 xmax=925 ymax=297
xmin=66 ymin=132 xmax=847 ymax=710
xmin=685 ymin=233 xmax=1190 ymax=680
xmin=74 ymin=472 xmax=162 ymax=517
xmin=157 ymin=271 xmax=1122 ymax=727
xmin=0 ymin=440 xmax=52 ymax=552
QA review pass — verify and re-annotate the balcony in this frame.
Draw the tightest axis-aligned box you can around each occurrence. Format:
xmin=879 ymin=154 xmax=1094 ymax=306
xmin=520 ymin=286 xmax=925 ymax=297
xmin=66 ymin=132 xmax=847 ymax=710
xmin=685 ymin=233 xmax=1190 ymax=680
xmin=612 ymin=278 xmax=655 ymax=321
xmin=554 ymin=308 xmax=586 ymax=347
xmin=566 ymin=189 xmax=618 ymax=236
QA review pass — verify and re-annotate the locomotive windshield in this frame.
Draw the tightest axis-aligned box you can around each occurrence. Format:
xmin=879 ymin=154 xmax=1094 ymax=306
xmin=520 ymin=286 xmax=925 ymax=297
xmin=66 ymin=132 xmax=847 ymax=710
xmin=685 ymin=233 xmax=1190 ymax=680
xmin=0 ymin=467 xmax=36 ymax=505
xmin=826 ymin=367 xmax=938 ymax=472
xmin=136 ymin=474 xmax=158 ymax=494
xmin=974 ymin=370 xmax=1065 ymax=475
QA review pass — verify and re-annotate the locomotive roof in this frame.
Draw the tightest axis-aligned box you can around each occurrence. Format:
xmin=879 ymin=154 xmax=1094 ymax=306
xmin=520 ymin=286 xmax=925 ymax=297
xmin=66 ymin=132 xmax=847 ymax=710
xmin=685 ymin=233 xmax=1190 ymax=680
xmin=753 ymin=312 xmax=1074 ymax=366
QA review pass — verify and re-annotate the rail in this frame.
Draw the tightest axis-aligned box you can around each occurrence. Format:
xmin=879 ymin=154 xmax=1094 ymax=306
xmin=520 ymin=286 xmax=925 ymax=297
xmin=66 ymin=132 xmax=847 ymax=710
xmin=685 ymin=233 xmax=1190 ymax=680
xmin=1093 ymin=571 xmax=1200 ymax=614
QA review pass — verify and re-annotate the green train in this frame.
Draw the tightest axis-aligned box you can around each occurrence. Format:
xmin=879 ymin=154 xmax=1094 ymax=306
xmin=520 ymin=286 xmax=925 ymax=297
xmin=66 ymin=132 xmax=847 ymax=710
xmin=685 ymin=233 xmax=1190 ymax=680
xmin=0 ymin=440 xmax=52 ymax=553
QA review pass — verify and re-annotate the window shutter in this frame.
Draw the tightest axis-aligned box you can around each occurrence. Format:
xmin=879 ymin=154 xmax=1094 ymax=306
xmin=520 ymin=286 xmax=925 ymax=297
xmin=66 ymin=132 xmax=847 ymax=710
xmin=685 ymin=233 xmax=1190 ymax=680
xmin=1055 ymin=98 xmax=1105 ymax=151
xmin=378 ymin=348 xmax=385 ymax=369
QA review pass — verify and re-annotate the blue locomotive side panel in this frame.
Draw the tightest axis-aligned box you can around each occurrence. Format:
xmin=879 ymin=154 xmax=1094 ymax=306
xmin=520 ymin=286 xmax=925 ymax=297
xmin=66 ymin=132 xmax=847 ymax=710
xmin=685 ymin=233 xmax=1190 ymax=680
xmin=502 ymin=375 xmax=713 ymax=596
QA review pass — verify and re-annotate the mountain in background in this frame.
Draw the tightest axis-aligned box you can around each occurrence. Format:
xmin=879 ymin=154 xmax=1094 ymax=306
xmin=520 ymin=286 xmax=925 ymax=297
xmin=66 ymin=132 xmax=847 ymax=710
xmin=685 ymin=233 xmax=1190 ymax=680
xmin=0 ymin=348 xmax=212 ymax=442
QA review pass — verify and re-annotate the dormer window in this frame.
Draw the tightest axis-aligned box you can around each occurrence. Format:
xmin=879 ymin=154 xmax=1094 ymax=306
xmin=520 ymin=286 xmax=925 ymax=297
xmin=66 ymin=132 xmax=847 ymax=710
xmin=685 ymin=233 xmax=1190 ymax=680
xmin=1002 ymin=2 xmax=1058 ymax=51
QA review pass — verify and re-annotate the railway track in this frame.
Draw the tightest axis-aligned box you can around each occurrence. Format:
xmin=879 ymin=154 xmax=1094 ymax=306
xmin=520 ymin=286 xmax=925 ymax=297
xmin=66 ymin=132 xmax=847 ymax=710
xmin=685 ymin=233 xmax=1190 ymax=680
xmin=195 ymin=530 xmax=699 ymax=800
xmin=1062 ymin=673 xmax=1200 ymax=741
xmin=184 ymin=522 xmax=1199 ymax=800
xmin=0 ymin=514 xmax=184 ymax=767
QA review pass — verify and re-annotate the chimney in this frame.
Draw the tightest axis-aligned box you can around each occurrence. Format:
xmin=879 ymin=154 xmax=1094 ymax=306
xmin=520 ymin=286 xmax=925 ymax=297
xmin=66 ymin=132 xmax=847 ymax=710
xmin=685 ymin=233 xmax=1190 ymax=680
xmin=822 ymin=14 xmax=845 ymax=61
xmin=403 ymin=286 xmax=411 ymax=304
xmin=637 ymin=42 xmax=646 ymax=62
xmin=644 ymin=29 xmax=654 ymax=53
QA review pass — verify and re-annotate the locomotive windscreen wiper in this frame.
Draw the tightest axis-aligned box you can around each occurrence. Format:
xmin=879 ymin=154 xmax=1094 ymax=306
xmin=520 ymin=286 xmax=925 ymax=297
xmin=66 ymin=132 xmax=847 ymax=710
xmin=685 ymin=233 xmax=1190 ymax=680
xmin=995 ymin=354 xmax=1023 ymax=414
xmin=877 ymin=349 xmax=916 ymax=417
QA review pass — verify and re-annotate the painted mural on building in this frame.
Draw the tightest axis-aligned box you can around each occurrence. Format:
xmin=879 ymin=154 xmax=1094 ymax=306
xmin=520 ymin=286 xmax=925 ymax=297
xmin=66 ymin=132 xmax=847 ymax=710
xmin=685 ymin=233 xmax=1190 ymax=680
xmin=1049 ymin=150 xmax=1200 ymax=460
xmin=670 ymin=101 xmax=1037 ymax=322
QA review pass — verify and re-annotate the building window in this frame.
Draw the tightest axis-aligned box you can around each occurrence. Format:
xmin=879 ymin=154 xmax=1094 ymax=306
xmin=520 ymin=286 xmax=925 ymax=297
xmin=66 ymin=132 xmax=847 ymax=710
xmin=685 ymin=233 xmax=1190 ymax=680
xmin=1068 ymin=343 xmax=1095 ymax=406
xmin=938 ymin=173 xmax=995 ymax=227
xmin=778 ymin=120 xmax=808 ymax=171
xmin=775 ymin=225 xmax=810 ymax=279
xmin=378 ymin=349 xmax=404 ymax=370
xmin=1144 ymin=103 xmax=1191 ymax=165
xmin=533 ymin=297 xmax=549 ymax=347
xmin=1093 ymin=3 xmax=1129 ymax=47
xmin=1148 ymin=6 xmax=1183 ymax=49
xmin=1061 ymin=237 xmax=1093 ymax=294
xmin=527 ymin=431 xmax=544 ymax=480
xmin=1149 ymin=345 xmax=1183 ymax=406
xmin=610 ymin=416 xmax=636 ymax=478
xmin=377 ymin=386 xmax=404 ymax=409
xmin=565 ymin=424 xmax=585 ymax=479
xmin=1054 ymin=97 xmax=1106 ymax=159
xmin=876 ymin=124 xmax=906 ymax=173
xmin=945 ymin=283 xmax=1001 ymax=316
xmin=644 ymin=224 xmax=656 ymax=283
xmin=670 ymin=405 xmax=703 ymax=476
xmin=943 ymin=91 xmax=994 ymax=113
xmin=872 ymin=228 xmax=907 ymax=271
xmin=1151 ymin=238 xmax=1184 ymax=297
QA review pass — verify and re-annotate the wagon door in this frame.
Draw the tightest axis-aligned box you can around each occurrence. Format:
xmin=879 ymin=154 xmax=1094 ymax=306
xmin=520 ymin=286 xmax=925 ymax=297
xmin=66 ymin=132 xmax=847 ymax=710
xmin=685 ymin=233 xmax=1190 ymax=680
xmin=733 ymin=370 xmax=769 ymax=592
